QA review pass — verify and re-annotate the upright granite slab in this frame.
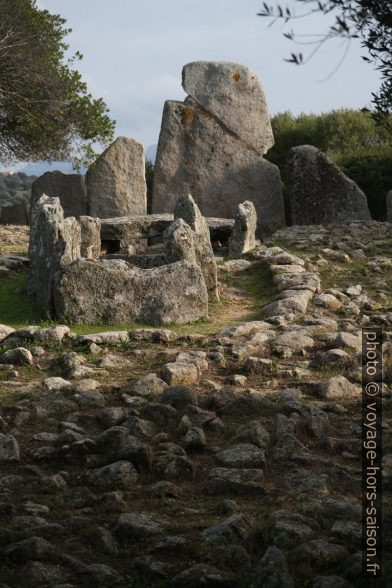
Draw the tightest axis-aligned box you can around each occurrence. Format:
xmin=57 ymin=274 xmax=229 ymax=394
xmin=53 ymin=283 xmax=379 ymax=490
xmin=28 ymin=196 xmax=81 ymax=315
xmin=229 ymin=201 xmax=257 ymax=257
xmin=79 ymin=216 xmax=101 ymax=259
xmin=287 ymin=145 xmax=371 ymax=225
xmin=86 ymin=137 xmax=147 ymax=218
xmin=174 ymin=194 xmax=219 ymax=301
xmin=31 ymin=171 xmax=86 ymax=218
xmin=152 ymin=62 xmax=284 ymax=237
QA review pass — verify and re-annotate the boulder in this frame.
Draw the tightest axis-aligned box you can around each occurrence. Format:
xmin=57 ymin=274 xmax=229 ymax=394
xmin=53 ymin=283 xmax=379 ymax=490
xmin=318 ymin=376 xmax=360 ymax=400
xmin=287 ymin=145 xmax=371 ymax=225
xmin=79 ymin=216 xmax=101 ymax=259
xmin=182 ymin=61 xmax=274 ymax=154
xmin=216 ymin=444 xmax=266 ymax=468
xmin=0 ymin=202 xmax=29 ymax=225
xmin=31 ymin=171 xmax=86 ymax=218
xmin=27 ymin=196 xmax=81 ymax=315
xmin=206 ymin=467 xmax=265 ymax=497
xmin=0 ymin=347 xmax=33 ymax=366
xmin=54 ymin=258 xmax=208 ymax=325
xmin=229 ymin=200 xmax=257 ymax=257
xmin=114 ymin=512 xmax=163 ymax=540
xmin=86 ymin=137 xmax=147 ymax=218
xmin=84 ymin=461 xmax=138 ymax=490
xmin=174 ymin=194 xmax=218 ymax=300
xmin=152 ymin=79 xmax=284 ymax=237
xmin=201 ymin=512 xmax=253 ymax=544
xmin=251 ymin=546 xmax=294 ymax=588
xmin=0 ymin=434 xmax=20 ymax=462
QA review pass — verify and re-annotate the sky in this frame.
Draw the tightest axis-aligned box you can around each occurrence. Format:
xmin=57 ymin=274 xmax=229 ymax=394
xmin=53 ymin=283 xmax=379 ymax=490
xmin=13 ymin=0 xmax=383 ymax=167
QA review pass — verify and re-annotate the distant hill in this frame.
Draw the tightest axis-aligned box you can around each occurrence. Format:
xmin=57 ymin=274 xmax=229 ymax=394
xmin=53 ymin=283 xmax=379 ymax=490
xmin=0 ymin=172 xmax=36 ymax=208
xmin=146 ymin=144 xmax=157 ymax=163
xmin=20 ymin=161 xmax=82 ymax=176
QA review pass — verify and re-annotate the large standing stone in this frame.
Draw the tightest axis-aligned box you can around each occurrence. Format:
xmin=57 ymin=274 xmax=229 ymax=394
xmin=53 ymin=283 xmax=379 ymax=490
xmin=152 ymin=62 xmax=285 ymax=237
xmin=86 ymin=137 xmax=147 ymax=218
xmin=229 ymin=201 xmax=257 ymax=257
xmin=28 ymin=196 xmax=81 ymax=315
xmin=54 ymin=259 xmax=208 ymax=325
xmin=79 ymin=216 xmax=101 ymax=259
xmin=31 ymin=171 xmax=86 ymax=218
xmin=182 ymin=61 xmax=274 ymax=154
xmin=387 ymin=190 xmax=392 ymax=223
xmin=174 ymin=194 xmax=219 ymax=301
xmin=0 ymin=202 xmax=29 ymax=225
xmin=287 ymin=145 xmax=371 ymax=225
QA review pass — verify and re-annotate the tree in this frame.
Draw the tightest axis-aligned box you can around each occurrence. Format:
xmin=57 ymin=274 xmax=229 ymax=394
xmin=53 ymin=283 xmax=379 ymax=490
xmin=0 ymin=0 xmax=115 ymax=166
xmin=258 ymin=1 xmax=392 ymax=124
xmin=265 ymin=109 xmax=392 ymax=219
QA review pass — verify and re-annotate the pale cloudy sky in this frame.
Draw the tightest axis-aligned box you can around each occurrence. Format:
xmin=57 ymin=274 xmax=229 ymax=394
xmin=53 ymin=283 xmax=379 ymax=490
xmin=33 ymin=0 xmax=382 ymax=152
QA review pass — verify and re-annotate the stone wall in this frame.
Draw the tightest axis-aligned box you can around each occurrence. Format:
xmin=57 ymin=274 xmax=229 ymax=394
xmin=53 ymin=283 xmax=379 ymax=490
xmin=28 ymin=196 xmax=210 ymax=325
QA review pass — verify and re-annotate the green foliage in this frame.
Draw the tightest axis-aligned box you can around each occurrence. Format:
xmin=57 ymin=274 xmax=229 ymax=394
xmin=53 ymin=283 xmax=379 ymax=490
xmin=258 ymin=1 xmax=392 ymax=124
xmin=0 ymin=0 xmax=115 ymax=166
xmin=0 ymin=270 xmax=44 ymax=326
xmin=0 ymin=172 xmax=36 ymax=208
xmin=266 ymin=109 xmax=392 ymax=219
xmin=339 ymin=148 xmax=392 ymax=219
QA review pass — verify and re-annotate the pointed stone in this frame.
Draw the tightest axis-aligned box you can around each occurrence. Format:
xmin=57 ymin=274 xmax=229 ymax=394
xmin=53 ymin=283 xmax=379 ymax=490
xmin=87 ymin=137 xmax=147 ymax=218
xmin=288 ymin=145 xmax=371 ymax=225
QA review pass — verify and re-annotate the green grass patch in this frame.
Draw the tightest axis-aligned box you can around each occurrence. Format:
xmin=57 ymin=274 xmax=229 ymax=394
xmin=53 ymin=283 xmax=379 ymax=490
xmin=231 ymin=260 xmax=278 ymax=314
xmin=0 ymin=261 xmax=278 ymax=336
xmin=0 ymin=269 xmax=45 ymax=327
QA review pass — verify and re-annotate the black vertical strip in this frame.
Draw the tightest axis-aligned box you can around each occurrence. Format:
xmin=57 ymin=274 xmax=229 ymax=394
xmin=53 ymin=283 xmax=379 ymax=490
xmin=362 ymin=328 xmax=383 ymax=579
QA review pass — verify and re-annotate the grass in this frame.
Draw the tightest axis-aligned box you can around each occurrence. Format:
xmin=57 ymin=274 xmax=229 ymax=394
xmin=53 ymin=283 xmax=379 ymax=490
xmin=231 ymin=260 xmax=278 ymax=314
xmin=0 ymin=270 xmax=45 ymax=327
xmin=0 ymin=262 xmax=278 ymax=336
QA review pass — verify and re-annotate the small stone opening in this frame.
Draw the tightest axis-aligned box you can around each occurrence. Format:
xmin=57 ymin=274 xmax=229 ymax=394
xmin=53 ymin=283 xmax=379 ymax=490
xmin=101 ymin=239 xmax=121 ymax=255
xmin=209 ymin=226 xmax=231 ymax=252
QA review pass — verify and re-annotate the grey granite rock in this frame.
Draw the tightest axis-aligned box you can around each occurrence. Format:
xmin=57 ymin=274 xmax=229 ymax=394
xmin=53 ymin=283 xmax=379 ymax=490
xmin=152 ymin=99 xmax=284 ymax=237
xmin=31 ymin=171 xmax=86 ymax=218
xmin=288 ymin=145 xmax=371 ymax=225
xmin=79 ymin=216 xmax=101 ymax=259
xmin=28 ymin=196 xmax=81 ymax=315
xmin=182 ymin=61 xmax=274 ymax=154
xmin=229 ymin=200 xmax=257 ymax=257
xmin=86 ymin=136 xmax=147 ymax=218
xmin=174 ymin=194 xmax=218 ymax=300
xmin=54 ymin=258 xmax=208 ymax=325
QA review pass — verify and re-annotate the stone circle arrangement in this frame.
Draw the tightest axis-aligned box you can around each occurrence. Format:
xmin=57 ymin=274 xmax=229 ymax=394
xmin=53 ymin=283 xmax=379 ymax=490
xmin=0 ymin=61 xmax=391 ymax=588
xmin=27 ymin=60 xmax=375 ymax=326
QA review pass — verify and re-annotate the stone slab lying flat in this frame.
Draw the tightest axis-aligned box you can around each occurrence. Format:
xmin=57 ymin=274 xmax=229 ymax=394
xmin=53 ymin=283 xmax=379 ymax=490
xmin=101 ymin=214 xmax=234 ymax=242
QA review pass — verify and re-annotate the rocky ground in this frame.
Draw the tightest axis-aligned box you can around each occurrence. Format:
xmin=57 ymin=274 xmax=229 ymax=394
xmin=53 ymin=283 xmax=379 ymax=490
xmin=0 ymin=221 xmax=391 ymax=587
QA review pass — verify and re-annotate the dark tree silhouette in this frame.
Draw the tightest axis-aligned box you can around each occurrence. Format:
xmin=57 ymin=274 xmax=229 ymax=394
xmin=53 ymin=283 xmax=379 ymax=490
xmin=0 ymin=0 xmax=115 ymax=165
